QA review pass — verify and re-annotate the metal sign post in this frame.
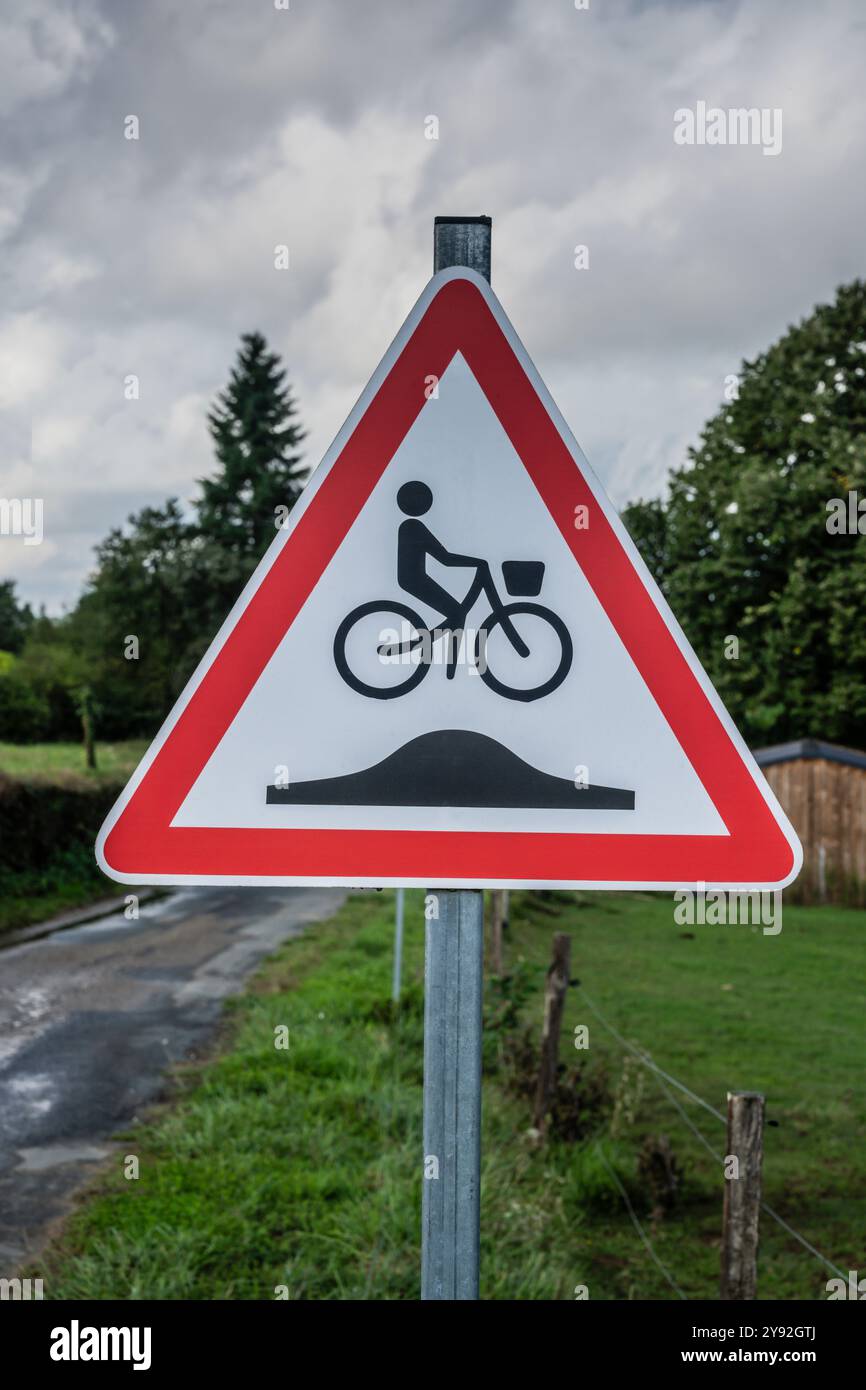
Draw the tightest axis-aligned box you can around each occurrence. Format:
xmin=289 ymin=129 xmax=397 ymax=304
xmin=422 ymin=887 xmax=484 ymax=1299
xmin=421 ymin=216 xmax=491 ymax=1301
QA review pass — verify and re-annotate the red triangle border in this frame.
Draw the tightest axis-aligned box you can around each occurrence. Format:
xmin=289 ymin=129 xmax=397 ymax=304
xmin=100 ymin=276 xmax=798 ymax=888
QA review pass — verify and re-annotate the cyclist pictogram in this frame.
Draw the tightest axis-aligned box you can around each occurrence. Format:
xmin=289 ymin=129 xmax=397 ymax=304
xmin=333 ymin=480 xmax=573 ymax=701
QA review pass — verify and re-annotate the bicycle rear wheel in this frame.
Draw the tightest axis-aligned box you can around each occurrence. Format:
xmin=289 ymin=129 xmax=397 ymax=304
xmin=334 ymin=600 xmax=430 ymax=699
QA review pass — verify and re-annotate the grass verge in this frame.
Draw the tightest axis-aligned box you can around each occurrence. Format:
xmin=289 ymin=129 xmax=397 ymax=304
xmin=0 ymin=857 xmax=125 ymax=935
xmin=30 ymin=889 xmax=866 ymax=1300
xmin=0 ymin=740 xmax=147 ymax=782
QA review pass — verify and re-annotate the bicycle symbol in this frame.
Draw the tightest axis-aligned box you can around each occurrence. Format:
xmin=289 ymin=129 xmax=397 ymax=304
xmin=333 ymin=481 xmax=573 ymax=702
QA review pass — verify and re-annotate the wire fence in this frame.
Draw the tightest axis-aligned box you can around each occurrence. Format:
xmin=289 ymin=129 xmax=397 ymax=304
xmin=577 ymin=987 xmax=848 ymax=1291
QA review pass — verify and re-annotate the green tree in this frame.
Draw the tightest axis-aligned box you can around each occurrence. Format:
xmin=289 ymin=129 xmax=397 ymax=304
xmin=0 ymin=580 xmax=34 ymax=654
xmin=73 ymin=500 xmax=206 ymax=737
xmin=0 ymin=651 xmax=51 ymax=741
xmin=69 ymin=334 xmax=307 ymax=740
xmin=622 ymin=280 xmax=866 ymax=747
xmin=197 ymin=331 xmax=307 ymax=559
xmin=72 ymin=684 xmax=99 ymax=769
xmin=14 ymin=612 xmax=83 ymax=741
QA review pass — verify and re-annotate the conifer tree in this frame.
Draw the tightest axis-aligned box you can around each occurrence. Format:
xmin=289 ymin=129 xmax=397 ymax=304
xmin=196 ymin=331 xmax=306 ymax=558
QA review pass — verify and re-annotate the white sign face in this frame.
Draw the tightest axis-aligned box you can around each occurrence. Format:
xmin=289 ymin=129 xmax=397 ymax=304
xmin=177 ymin=351 xmax=720 ymax=839
xmin=97 ymin=268 xmax=802 ymax=891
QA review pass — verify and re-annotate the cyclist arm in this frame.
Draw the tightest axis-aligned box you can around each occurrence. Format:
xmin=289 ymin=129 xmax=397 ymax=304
xmin=423 ymin=532 xmax=488 ymax=570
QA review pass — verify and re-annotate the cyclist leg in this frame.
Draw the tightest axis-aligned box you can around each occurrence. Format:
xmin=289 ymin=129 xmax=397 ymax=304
xmin=381 ymin=575 xmax=455 ymax=656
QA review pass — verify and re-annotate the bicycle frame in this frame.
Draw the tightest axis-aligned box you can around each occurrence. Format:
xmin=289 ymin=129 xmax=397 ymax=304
xmin=377 ymin=566 xmax=530 ymax=677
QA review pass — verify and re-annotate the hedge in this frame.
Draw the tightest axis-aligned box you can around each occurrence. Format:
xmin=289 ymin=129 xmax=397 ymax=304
xmin=0 ymin=773 xmax=121 ymax=878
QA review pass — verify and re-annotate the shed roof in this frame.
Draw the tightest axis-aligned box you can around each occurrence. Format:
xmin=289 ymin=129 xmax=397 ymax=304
xmin=753 ymin=738 xmax=866 ymax=771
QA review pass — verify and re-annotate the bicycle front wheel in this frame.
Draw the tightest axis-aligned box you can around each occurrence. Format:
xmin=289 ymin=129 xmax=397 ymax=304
xmin=475 ymin=603 xmax=573 ymax=702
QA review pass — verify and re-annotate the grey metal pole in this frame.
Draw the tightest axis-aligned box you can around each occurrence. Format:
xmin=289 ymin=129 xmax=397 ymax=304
xmin=422 ymin=888 xmax=484 ymax=1299
xmin=433 ymin=215 xmax=492 ymax=282
xmin=392 ymin=887 xmax=405 ymax=1004
xmin=421 ymin=215 xmax=491 ymax=1301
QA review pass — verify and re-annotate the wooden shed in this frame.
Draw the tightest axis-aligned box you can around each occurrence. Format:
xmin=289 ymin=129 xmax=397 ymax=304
xmin=753 ymin=739 xmax=866 ymax=906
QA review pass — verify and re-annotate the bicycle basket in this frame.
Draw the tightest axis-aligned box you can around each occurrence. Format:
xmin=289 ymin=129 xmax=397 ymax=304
xmin=502 ymin=560 xmax=545 ymax=597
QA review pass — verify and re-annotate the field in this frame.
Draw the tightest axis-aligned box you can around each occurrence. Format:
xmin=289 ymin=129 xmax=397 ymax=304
xmin=0 ymin=740 xmax=147 ymax=782
xmin=31 ymin=888 xmax=864 ymax=1300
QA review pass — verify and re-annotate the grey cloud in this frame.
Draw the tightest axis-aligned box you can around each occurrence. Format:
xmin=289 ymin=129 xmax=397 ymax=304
xmin=2 ymin=0 xmax=865 ymax=611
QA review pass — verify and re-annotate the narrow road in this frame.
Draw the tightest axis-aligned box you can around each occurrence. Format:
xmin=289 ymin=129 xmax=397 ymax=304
xmin=0 ymin=886 xmax=345 ymax=1272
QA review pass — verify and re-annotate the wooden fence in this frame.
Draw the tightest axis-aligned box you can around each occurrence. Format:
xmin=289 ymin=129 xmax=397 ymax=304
xmin=757 ymin=745 xmax=866 ymax=906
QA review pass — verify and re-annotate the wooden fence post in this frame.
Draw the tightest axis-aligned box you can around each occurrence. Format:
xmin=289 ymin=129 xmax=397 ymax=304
xmin=533 ymin=932 xmax=571 ymax=1132
xmin=720 ymin=1090 xmax=764 ymax=1299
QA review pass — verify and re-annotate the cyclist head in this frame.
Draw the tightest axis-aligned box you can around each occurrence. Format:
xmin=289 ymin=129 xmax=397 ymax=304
xmin=397 ymin=481 xmax=433 ymax=516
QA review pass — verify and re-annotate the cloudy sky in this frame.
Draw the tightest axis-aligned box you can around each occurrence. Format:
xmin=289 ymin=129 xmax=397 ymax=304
xmin=2 ymin=0 xmax=865 ymax=614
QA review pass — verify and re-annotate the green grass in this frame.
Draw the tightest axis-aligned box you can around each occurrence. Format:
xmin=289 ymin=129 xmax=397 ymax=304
xmin=0 ymin=740 xmax=147 ymax=782
xmin=30 ymin=890 xmax=866 ymax=1300
xmin=0 ymin=852 xmax=129 ymax=936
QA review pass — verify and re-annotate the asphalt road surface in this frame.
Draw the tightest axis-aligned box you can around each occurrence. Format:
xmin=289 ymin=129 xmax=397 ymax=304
xmin=0 ymin=885 xmax=346 ymax=1273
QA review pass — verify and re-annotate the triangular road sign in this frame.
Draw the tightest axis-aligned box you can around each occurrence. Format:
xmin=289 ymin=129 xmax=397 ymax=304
xmin=97 ymin=268 xmax=801 ymax=890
